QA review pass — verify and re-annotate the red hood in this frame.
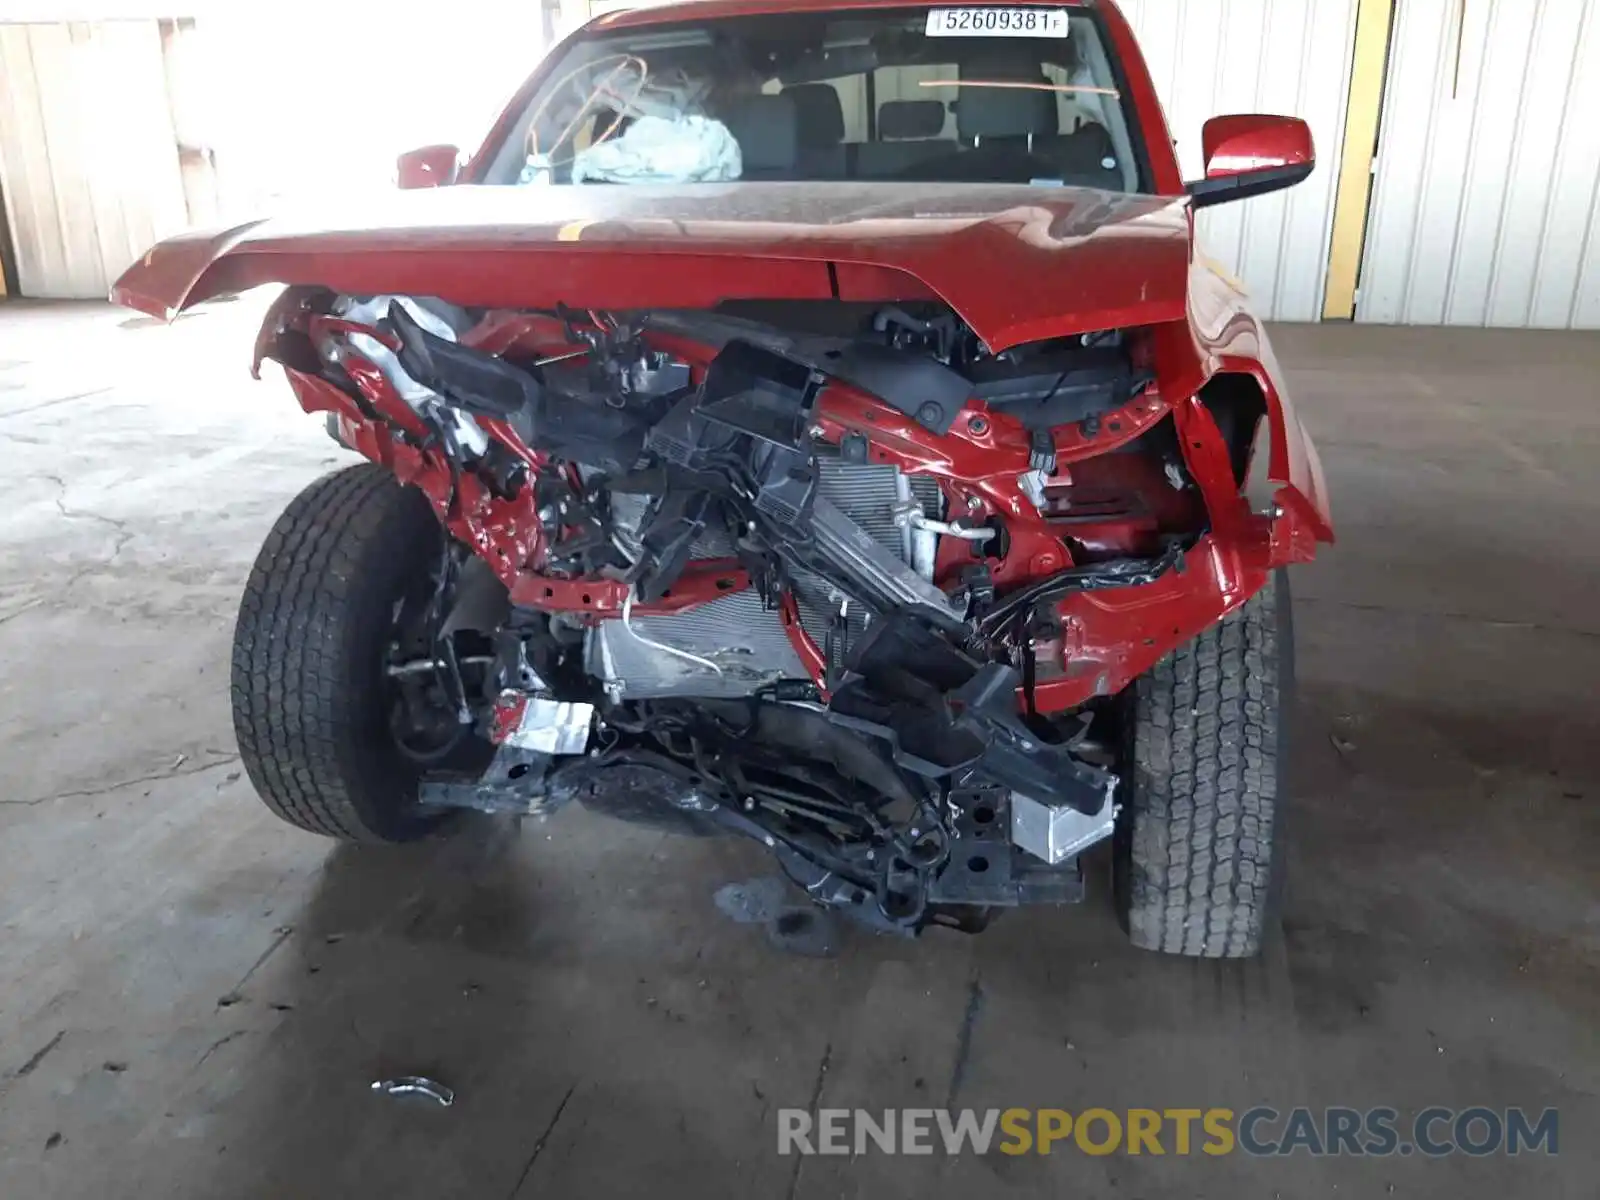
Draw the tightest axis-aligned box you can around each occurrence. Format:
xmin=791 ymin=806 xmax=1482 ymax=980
xmin=112 ymin=183 xmax=1192 ymax=353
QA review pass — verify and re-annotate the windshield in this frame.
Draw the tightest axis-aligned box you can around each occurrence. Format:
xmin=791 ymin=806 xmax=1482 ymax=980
xmin=482 ymin=7 xmax=1146 ymax=192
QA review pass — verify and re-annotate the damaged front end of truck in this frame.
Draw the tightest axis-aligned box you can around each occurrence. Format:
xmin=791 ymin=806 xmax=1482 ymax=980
xmin=115 ymin=183 xmax=1331 ymax=939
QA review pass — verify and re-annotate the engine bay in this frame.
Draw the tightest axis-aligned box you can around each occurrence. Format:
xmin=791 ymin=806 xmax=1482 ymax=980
xmin=260 ymin=286 xmax=1212 ymax=932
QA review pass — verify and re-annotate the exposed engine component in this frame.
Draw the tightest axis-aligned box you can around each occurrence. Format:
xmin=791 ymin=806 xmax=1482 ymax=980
xmin=589 ymin=458 xmax=943 ymax=699
xmin=300 ymin=292 xmax=1183 ymax=933
xmin=591 ymin=589 xmax=805 ymax=699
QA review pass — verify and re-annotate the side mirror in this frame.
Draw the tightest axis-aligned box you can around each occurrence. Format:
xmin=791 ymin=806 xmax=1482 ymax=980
xmin=1187 ymin=115 xmax=1313 ymax=209
xmin=397 ymin=144 xmax=461 ymax=189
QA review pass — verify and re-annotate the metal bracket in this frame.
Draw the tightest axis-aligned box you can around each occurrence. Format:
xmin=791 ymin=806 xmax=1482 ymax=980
xmin=925 ymin=788 xmax=1088 ymax=907
xmin=419 ymin=745 xmax=556 ymax=815
xmin=1011 ymin=788 xmax=1118 ymax=865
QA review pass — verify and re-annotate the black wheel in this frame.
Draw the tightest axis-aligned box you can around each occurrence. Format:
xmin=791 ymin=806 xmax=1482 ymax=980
xmin=1114 ymin=570 xmax=1291 ymax=957
xmin=231 ymin=464 xmax=481 ymax=843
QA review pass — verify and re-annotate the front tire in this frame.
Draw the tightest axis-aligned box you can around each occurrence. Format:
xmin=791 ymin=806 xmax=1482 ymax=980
xmin=231 ymin=464 xmax=455 ymax=843
xmin=1115 ymin=571 xmax=1291 ymax=957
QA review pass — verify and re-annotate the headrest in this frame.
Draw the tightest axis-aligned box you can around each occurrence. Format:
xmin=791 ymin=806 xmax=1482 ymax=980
xmin=879 ymin=99 xmax=946 ymax=141
xmin=958 ymin=84 xmax=1060 ymax=141
xmin=957 ymin=62 xmax=1060 ymax=140
xmin=725 ymin=94 xmax=799 ymax=171
xmin=784 ymin=84 xmax=845 ymax=146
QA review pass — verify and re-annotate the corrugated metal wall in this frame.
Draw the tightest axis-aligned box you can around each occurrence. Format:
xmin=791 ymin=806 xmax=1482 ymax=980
xmin=0 ymin=21 xmax=188 ymax=300
xmin=1357 ymin=0 xmax=1600 ymax=329
xmin=1117 ymin=0 xmax=1361 ymax=322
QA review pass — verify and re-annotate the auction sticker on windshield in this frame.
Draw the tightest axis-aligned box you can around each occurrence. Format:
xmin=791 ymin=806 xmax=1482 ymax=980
xmin=925 ymin=8 xmax=1069 ymax=36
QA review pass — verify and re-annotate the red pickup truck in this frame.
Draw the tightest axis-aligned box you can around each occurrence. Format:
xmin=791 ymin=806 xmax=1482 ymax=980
xmin=116 ymin=0 xmax=1331 ymax=957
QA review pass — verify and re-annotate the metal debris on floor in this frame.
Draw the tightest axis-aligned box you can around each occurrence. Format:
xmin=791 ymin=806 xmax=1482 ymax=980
xmin=370 ymin=1076 xmax=455 ymax=1107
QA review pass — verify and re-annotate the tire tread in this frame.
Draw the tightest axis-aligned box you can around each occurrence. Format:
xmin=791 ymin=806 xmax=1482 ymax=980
xmin=230 ymin=464 xmax=437 ymax=843
xmin=1120 ymin=573 xmax=1287 ymax=957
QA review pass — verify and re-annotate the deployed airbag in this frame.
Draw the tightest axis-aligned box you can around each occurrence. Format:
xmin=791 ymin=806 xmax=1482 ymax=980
xmin=570 ymin=115 xmax=742 ymax=184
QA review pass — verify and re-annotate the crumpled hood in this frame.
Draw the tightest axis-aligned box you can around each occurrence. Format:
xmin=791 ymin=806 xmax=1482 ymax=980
xmin=112 ymin=182 xmax=1193 ymax=353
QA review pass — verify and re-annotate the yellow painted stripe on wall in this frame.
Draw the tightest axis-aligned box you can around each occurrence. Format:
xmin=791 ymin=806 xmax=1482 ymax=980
xmin=1323 ymin=0 xmax=1397 ymax=320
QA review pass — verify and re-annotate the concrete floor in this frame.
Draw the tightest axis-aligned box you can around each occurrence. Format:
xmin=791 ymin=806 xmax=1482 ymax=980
xmin=1 ymin=300 xmax=1596 ymax=1198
